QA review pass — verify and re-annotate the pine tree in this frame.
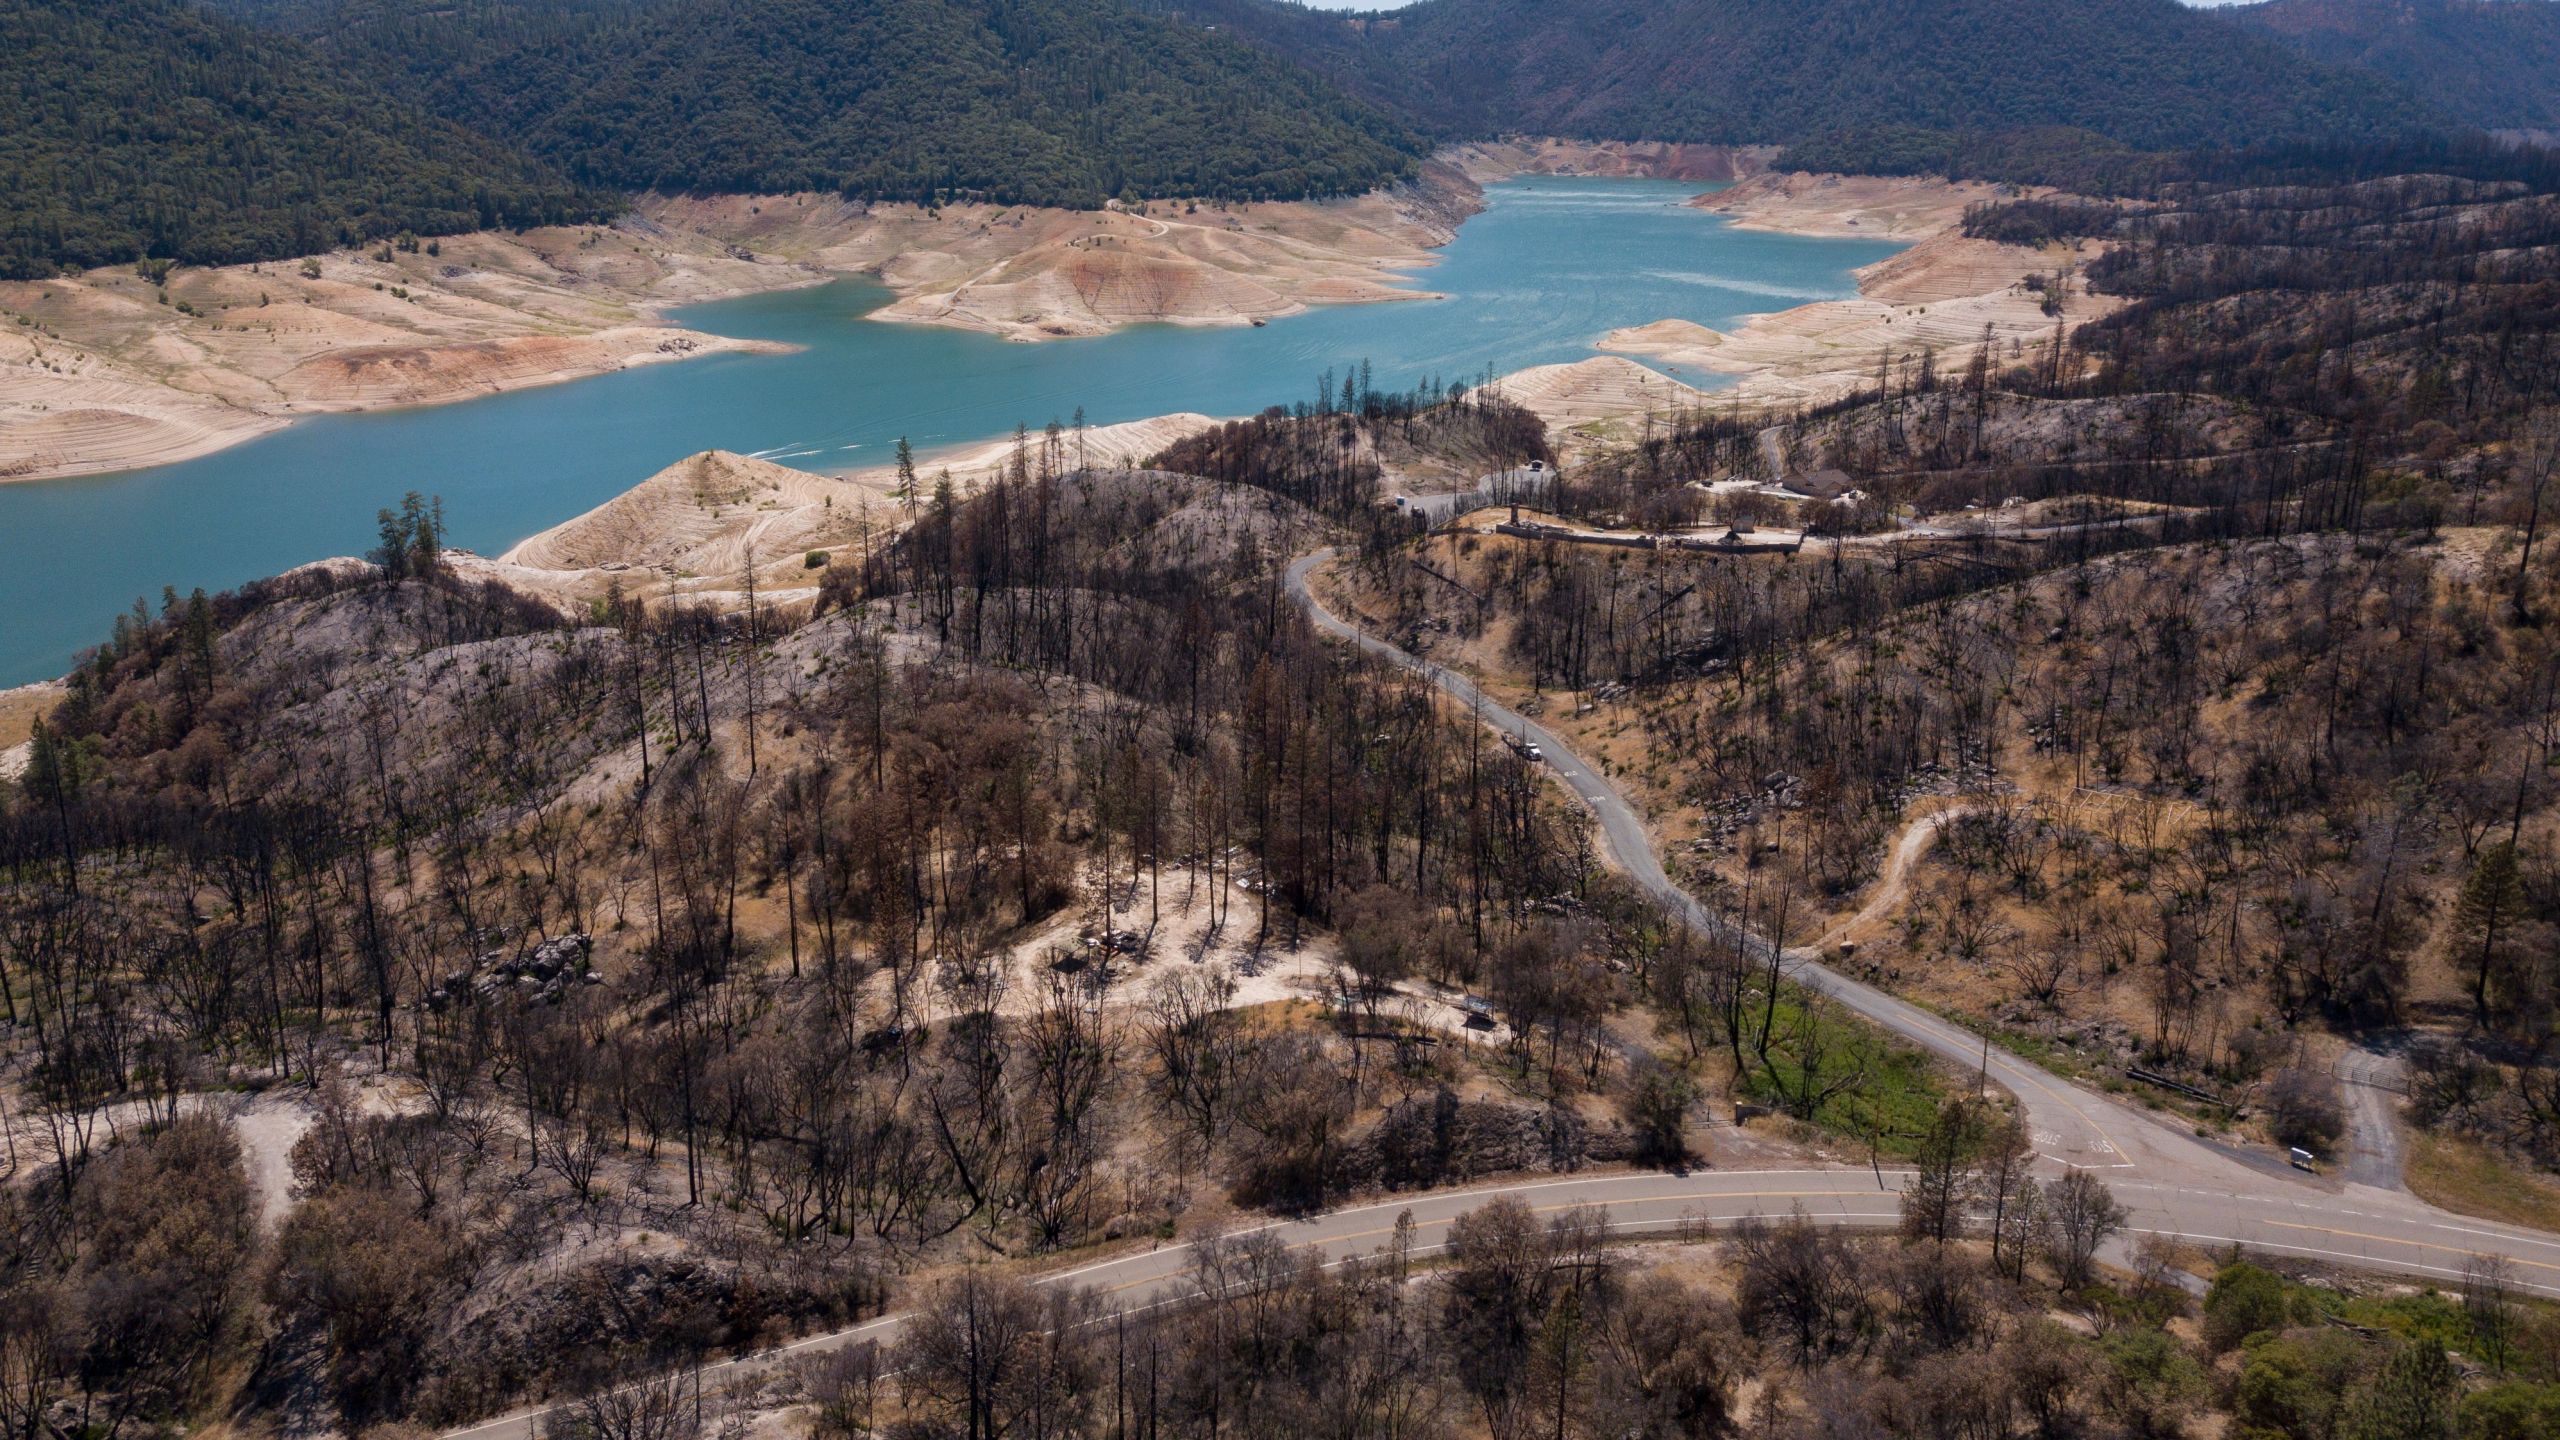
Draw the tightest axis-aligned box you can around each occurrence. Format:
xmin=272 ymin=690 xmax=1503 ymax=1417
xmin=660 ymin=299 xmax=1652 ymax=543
xmin=894 ymin=436 xmax=919 ymax=518
xmin=2454 ymin=842 xmax=2530 ymax=1027
xmin=1900 ymin=1097 xmax=1986 ymax=1244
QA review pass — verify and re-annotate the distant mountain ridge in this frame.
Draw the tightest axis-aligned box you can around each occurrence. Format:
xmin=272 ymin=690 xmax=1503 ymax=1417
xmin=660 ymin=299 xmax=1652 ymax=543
xmin=2228 ymin=0 xmax=2560 ymax=132
xmin=0 ymin=0 xmax=610 ymax=280
xmin=23 ymin=0 xmax=2523 ymax=280
xmin=204 ymin=0 xmax=1429 ymax=207
xmin=1155 ymin=0 xmax=2445 ymax=151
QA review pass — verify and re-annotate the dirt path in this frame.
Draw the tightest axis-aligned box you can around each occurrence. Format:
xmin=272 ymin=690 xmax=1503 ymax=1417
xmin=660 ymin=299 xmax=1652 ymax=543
xmin=233 ymin=1092 xmax=316 ymax=1229
xmin=2334 ymin=1043 xmax=2410 ymax=1191
xmin=1810 ymin=806 xmax=1972 ymax=950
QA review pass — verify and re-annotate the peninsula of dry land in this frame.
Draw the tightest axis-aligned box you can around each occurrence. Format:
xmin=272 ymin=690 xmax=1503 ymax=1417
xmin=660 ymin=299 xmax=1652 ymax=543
xmin=1601 ymin=172 xmax=2116 ymax=405
xmin=2 ymin=158 xmax=2112 ymax=488
xmin=0 ymin=172 xmax=1474 ymax=485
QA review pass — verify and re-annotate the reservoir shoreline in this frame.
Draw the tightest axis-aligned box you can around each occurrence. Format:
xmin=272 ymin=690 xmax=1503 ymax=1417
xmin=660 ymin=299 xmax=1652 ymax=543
xmin=0 ymin=170 xmax=1479 ymax=488
xmin=0 ymin=173 xmax=1966 ymax=687
xmin=0 ymin=143 xmax=1983 ymax=490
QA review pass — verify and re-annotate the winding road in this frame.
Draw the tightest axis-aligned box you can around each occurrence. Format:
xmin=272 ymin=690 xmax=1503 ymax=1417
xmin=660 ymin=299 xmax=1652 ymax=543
xmin=1281 ymin=547 xmax=2560 ymax=1291
xmin=437 ymin=549 xmax=2560 ymax=1440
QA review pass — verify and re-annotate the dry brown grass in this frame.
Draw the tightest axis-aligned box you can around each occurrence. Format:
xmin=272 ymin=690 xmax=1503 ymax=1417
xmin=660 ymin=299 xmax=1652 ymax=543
xmin=2405 ymin=1130 xmax=2560 ymax=1233
xmin=0 ymin=680 xmax=63 ymax=751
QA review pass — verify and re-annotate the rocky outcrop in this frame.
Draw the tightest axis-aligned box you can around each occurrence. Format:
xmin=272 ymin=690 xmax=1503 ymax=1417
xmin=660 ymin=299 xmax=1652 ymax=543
xmin=1344 ymin=1088 xmax=1635 ymax=1192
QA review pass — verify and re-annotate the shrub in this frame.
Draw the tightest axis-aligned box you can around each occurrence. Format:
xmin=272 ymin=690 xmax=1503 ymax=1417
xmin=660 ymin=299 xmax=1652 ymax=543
xmin=2266 ymin=1066 xmax=2346 ymax=1156
xmin=2233 ymin=1327 xmax=2363 ymax=1437
xmin=1621 ymin=1057 xmax=1697 ymax=1168
xmin=2459 ymin=1381 xmax=2560 ymax=1440
xmin=2204 ymin=1262 xmax=2297 ymax=1351
xmin=2096 ymin=1327 xmax=2207 ymax=1438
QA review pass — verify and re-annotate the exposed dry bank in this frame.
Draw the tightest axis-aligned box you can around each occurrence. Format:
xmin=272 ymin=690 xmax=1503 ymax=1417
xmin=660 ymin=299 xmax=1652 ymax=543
xmin=1601 ymin=173 xmax=2116 ymax=405
xmin=464 ymin=354 xmax=1690 ymax=616
xmin=472 ymin=413 xmax=1225 ymax=613
xmin=1 ymin=161 xmax=2081 ymax=491
xmin=0 ymin=679 xmax=63 ymax=779
xmin=0 ymin=217 xmax=811 ymax=484
xmin=1694 ymin=170 xmax=2018 ymax=237
xmin=1438 ymin=138 xmax=1770 ymax=184
xmin=0 ymin=174 xmax=1476 ymax=486
xmin=803 ymin=168 xmax=1477 ymax=341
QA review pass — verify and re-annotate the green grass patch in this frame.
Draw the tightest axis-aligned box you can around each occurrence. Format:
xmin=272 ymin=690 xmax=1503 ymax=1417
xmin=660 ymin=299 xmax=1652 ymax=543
xmin=2336 ymin=1289 xmax=2477 ymax=1353
xmin=1740 ymin=992 xmax=1950 ymax=1162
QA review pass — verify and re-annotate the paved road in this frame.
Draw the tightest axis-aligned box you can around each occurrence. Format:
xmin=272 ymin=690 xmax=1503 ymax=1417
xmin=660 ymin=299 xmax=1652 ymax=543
xmin=1287 ymin=550 xmax=2136 ymax=1172
xmin=444 ymin=1150 xmax=2560 ymax=1440
xmin=1281 ymin=548 xmax=2560 ymax=1291
xmin=435 ymin=550 xmax=2560 ymax=1440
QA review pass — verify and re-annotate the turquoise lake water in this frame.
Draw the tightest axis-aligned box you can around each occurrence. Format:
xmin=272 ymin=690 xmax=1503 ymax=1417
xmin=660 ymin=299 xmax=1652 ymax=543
xmin=0 ymin=179 xmax=1902 ymax=686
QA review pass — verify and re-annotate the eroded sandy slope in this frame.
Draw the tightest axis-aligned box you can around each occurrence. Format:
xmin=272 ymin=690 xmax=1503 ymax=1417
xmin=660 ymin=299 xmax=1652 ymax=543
xmin=0 ymin=174 xmax=1477 ymax=485
xmin=0 ymin=219 xmax=813 ymax=483
xmin=1602 ymin=175 xmax=2116 ymax=405
xmin=482 ymin=413 xmax=1224 ymax=613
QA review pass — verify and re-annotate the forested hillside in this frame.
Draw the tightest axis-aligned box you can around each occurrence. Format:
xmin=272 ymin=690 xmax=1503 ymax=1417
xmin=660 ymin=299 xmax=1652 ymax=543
xmin=14 ymin=262 xmax=2560 ymax=1438
xmin=0 ymin=397 xmax=1699 ymax=1430
xmin=1330 ymin=159 xmax=2560 ymax=1207
xmin=0 ymin=0 xmax=612 ymax=280
xmin=2232 ymin=0 xmax=2560 ymax=133
xmin=1168 ymin=0 xmax=2441 ymax=154
xmin=15 ymin=143 xmax=2560 ymax=1430
xmin=208 ymin=0 xmax=1427 ymax=206
xmin=206 ymin=0 xmax=653 ymax=38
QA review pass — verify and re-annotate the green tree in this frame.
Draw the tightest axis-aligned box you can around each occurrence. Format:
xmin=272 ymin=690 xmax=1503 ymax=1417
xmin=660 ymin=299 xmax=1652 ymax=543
xmin=2460 ymin=1382 xmax=2560 ymax=1440
xmin=0 ymin=0 xmax=611 ymax=280
xmin=2453 ymin=842 xmax=2530 ymax=1028
xmin=21 ymin=718 xmax=99 ymax=895
xmin=2204 ymin=1262 xmax=2297 ymax=1351
xmin=372 ymin=491 xmax=445 ymax=581
xmin=2342 ymin=1339 xmax=2459 ymax=1440
xmin=1900 ymin=1097 xmax=1987 ymax=1245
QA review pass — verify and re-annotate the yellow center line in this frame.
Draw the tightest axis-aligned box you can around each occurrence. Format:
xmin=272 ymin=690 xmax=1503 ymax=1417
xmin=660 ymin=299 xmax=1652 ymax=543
xmin=2265 ymin=1220 xmax=2560 ymax=1274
